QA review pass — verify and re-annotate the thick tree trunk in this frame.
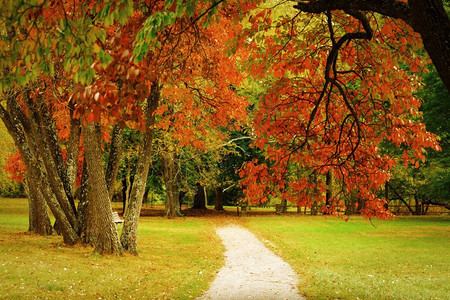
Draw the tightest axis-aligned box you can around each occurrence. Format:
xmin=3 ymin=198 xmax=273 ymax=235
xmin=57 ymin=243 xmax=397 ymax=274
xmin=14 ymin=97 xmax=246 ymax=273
xmin=408 ymin=0 xmax=450 ymax=91
xmin=193 ymin=183 xmax=207 ymax=209
xmin=25 ymin=180 xmax=35 ymax=232
xmin=66 ymin=101 xmax=81 ymax=196
xmin=161 ymin=151 xmax=181 ymax=219
xmin=82 ymin=122 xmax=122 ymax=254
xmin=121 ymin=81 xmax=160 ymax=255
xmin=0 ymin=99 xmax=79 ymax=245
xmin=22 ymin=96 xmax=78 ymax=230
xmin=39 ymin=99 xmax=76 ymax=214
xmin=214 ymin=187 xmax=224 ymax=211
xmin=24 ymin=178 xmax=52 ymax=235
xmin=77 ymin=159 xmax=88 ymax=241
xmin=105 ymin=125 xmax=123 ymax=198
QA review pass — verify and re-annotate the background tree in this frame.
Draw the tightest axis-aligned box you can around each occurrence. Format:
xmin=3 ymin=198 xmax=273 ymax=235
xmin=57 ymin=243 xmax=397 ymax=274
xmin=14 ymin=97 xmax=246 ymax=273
xmin=385 ymin=63 xmax=450 ymax=214
xmin=0 ymin=125 xmax=25 ymax=198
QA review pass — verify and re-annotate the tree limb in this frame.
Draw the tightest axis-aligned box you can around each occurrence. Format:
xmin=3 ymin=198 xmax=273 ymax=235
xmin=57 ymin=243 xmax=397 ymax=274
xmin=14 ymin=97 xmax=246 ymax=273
xmin=294 ymin=0 xmax=412 ymax=25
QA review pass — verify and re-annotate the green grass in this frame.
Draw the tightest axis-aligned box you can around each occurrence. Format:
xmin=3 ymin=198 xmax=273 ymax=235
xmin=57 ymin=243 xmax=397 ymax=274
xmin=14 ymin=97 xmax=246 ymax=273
xmin=243 ymin=215 xmax=450 ymax=299
xmin=1 ymin=198 xmax=449 ymax=299
xmin=0 ymin=198 xmax=223 ymax=299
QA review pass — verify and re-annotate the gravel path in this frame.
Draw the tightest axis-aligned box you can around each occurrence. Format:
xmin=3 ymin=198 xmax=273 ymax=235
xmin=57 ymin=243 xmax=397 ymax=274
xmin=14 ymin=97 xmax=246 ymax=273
xmin=198 ymin=225 xmax=303 ymax=300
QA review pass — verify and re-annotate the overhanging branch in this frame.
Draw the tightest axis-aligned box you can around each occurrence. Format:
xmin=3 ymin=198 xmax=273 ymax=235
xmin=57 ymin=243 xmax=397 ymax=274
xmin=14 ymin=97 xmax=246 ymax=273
xmin=294 ymin=0 xmax=412 ymax=25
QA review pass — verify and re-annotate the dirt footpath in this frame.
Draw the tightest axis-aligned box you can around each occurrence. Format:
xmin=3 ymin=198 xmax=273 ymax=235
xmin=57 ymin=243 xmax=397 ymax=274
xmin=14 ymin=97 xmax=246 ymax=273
xmin=198 ymin=225 xmax=303 ymax=300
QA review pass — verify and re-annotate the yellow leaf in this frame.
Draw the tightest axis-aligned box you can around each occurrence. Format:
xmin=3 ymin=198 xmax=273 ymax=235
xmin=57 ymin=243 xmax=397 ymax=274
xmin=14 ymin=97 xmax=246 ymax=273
xmin=93 ymin=43 xmax=101 ymax=54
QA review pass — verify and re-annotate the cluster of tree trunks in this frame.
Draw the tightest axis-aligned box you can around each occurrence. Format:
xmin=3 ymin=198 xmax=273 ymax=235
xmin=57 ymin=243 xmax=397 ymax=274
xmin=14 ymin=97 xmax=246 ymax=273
xmin=0 ymin=79 xmax=225 ymax=254
xmin=0 ymin=81 xmax=160 ymax=255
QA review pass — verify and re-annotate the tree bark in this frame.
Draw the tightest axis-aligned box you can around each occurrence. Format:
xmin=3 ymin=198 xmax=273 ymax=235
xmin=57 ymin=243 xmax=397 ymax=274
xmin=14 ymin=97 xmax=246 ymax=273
xmin=293 ymin=0 xmax=450 ymax=91
xmin=309 ymin=169 xmax=319 ymax=215
xmin=214 ymin=187 xmax=224 ymax=211
xmin=105 ymin=125 xmax=123 ymax=198
xmin=77 ymin=159 xmax=88 ymax=241
xmin=384 ymin=181 xmax=389 ymax=210
xmin=82 ymin=121 xmax=122 ymax=254
xmin=120 ymin=81 xmax=160 ymax=255
xmin=0 ymin=97 xmax=79 ymax=245
xmin=161 ymin=150 xmax=181 ymax=219
xmin=413 ymin=191 xmax=423 ymax=215
xmin=66 ymin=101 xmax=81 ymax=196
xmin=193 ymin=183 xmax=207 ymax=209
xmin=122 ymin=162 xmax=133 ymax=215
xmin=39 ymin=99 xmax=76 ymax=214
xmin=325 ymin=170 xmax=333 ymax=213
xmin=24 ymin=178 xmax=52 ymax=235
xmin=408 ymin=0 xmax=450 ymax=91
xmin=22 ymin=96 xmax=78 ymax=230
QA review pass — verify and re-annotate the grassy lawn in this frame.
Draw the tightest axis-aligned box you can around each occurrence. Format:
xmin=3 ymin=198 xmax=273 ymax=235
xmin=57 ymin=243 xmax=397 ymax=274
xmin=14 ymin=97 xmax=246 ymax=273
xmin=1 ymin=198 xmax=449 ymax=299
xmin=243 ymin=215 xmax=450 ymax=299
xmin=0 ymin=198 xmax=223 ymax=299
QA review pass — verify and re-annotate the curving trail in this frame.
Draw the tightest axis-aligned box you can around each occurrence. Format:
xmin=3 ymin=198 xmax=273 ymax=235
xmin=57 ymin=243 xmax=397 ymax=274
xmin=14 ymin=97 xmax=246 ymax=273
xmin=198 ymin=225 xmax=303 ymax=300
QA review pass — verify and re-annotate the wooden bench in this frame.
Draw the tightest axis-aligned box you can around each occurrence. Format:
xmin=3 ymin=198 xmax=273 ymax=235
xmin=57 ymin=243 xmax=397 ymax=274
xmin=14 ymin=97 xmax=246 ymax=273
xmin=112 ymin=211 xmax=124 ymax=224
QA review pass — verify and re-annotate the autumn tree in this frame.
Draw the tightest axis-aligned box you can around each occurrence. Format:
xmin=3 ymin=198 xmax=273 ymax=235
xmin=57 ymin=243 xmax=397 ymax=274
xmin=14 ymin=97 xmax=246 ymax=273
xmin=0 ymin=123 xmax=24 ymax=198
xmin=1 ymin=0 xmax=250 ymax=254
xmin=237 ymin=1 xmax=440 ymax=219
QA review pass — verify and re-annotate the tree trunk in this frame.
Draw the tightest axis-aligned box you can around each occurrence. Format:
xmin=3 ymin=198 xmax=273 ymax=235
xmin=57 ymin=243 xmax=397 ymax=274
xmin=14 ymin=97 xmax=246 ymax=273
xmin=66 ymin=101 xmax=81 ymax=196
xmin=179 ymin=191 xmax=186 ymax=212
xmin=77 ymin=159 xmax=88 ymax=241
xmin=23 ymin=96 xmax=78 ymax=230
xmin=310 ymin=170 xmax=319 ymax=215
xmin=82 ymin=122 xmax=122 ymax=254
xmin=0 ymin=98 xmax=79 ymax=245
xmin=311 ymin=201 xmax=319 ymax=215
xmin=384 ymin=181 xmax=389 ymax=210
xmin=121 ymin=177 xmax=127 ymax=214
xmin=121 ymin=81 xmax=160 ymax=255
xmin=123 ymin=162 xmax=133 ymax=215
xmin=24 ymin=178 xmax=52 ymax=235
xmin=281 ymin=199 xmax=288 ymax=212
xmin=105 ymin=125 xmax=123 ymax=199
xmin=409 ymin=0 xmax=450 ymax=91
xmin=214 ymin=187 xmax=224 ymax=211
xmin=325 ymin=170 xmax=333 ymax=213
xmin=39 ymin=99 xmax=76 ymax=214
xmin=25 ymin=180 xmax=35 ymax=232
xmin=413 ymin=191 xmax=422 ymax=215
xmin=161 ymin=151 xmax=181 ymax=219
xmin=193 ymin=183 xmax=207 ymax=209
